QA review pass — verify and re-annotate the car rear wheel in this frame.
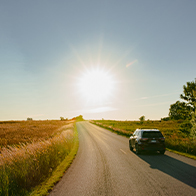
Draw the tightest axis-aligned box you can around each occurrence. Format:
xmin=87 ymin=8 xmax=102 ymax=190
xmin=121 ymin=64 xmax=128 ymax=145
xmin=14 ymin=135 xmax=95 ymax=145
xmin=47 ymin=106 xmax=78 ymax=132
xmin=129 ymin=141 xmax=133 ymax=151
xmin=160 ymin=150 xmax=165 ymax=154
xmin=135 ymin=144 xmax=140 ymax=154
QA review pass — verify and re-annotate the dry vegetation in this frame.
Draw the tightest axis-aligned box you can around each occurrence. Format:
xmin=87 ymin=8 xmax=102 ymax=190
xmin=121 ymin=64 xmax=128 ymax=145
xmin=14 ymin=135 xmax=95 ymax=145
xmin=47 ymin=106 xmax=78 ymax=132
xmin=0 ymin=120 xmax=77 ymax=196
xmin=0 ymin=120 xmax=73 ymax=147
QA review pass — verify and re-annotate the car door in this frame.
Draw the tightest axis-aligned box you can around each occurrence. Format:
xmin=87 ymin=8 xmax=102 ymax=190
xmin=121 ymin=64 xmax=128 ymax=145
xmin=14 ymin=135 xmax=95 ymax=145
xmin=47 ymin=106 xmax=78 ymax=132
xmin=131 ymin=131 xmax=138 ymax=148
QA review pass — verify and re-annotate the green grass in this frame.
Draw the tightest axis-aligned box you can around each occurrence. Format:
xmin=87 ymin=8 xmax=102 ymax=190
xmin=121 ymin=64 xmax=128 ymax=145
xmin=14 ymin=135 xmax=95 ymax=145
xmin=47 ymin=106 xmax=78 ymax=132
xmin=166 ymin=148 xmax=196 ymax=160
xmin=90 ymin=120 xmax=196 ymax=158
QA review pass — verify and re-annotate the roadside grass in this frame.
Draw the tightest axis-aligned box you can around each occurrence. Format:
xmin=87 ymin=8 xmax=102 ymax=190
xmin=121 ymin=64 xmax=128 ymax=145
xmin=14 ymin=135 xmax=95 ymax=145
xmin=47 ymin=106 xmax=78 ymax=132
xmin=30 ymin=124 xmax=79 ymax=196
xmin=166 ymin=148 xmax=196 ymax=160
xmin=0 ymin=120 xmax=78 ymax=196
xmin=90 ymin=120 xmax=196 ymax=159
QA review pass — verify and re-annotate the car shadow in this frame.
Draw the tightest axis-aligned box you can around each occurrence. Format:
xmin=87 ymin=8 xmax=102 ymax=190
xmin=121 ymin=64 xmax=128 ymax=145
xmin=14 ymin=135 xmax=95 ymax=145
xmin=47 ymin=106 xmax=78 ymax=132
xmin=136 ymin=151 xmax=196 ymax=188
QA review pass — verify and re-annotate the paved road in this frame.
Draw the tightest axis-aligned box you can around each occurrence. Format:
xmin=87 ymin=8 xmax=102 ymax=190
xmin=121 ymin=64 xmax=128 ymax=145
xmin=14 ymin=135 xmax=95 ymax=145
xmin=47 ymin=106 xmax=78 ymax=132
xmin=49 ymin=121 xmax=196 ymax=196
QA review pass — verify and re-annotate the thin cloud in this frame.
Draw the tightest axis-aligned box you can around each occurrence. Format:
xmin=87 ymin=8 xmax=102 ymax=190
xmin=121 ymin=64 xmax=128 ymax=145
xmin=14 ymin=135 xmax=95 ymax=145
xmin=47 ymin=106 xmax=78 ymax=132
xmin=136 ymin=92 xmax=181 ymax=101
xmin=126 ymin=59 xmax=138 ymax=68
xmin=133 ymin=101 xmax=172 ymax=107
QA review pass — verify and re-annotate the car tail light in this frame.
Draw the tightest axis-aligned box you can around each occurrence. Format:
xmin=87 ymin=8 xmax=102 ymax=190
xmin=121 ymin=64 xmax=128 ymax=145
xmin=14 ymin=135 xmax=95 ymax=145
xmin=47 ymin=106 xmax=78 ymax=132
xmin=160 ymin=137 xmax=165 ymax=141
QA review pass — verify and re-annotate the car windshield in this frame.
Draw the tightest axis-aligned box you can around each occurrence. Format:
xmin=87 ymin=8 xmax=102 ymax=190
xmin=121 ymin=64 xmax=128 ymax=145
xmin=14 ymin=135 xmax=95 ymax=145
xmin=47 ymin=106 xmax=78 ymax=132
xmin=142 ymin=131 xmax=163 ymax=138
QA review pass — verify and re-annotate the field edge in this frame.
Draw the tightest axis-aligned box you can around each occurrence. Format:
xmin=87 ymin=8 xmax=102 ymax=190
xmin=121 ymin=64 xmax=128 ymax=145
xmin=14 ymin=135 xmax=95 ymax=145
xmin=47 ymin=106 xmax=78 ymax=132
xmin=29 ymin=123 xmax=79 ymax=196
xmin=166 ymin=148 xmax=196 ymax=160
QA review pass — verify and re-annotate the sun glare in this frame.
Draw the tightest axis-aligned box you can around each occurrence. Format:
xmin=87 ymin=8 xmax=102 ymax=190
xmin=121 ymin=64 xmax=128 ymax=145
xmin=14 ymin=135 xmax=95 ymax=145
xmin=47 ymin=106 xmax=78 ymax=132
xmin=78 ymin=68 xmax=115 ymax=104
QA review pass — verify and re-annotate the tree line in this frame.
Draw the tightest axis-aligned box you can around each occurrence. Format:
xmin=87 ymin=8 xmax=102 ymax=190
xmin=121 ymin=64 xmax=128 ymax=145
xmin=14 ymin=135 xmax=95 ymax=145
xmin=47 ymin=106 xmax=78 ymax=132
xmin=167 ymin=79 xmax=196 ymax=138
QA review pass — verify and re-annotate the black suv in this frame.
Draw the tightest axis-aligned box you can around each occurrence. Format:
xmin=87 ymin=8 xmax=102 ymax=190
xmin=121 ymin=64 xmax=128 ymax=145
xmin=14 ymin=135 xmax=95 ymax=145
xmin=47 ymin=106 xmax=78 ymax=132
xmin=129 ymin=129 xmax=165 ymax=154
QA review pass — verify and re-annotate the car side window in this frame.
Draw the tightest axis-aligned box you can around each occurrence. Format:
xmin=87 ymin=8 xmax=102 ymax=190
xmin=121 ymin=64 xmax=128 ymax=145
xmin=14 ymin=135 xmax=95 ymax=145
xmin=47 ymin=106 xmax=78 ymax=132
xmin=133 ymin=131 xmax=137 ymax=136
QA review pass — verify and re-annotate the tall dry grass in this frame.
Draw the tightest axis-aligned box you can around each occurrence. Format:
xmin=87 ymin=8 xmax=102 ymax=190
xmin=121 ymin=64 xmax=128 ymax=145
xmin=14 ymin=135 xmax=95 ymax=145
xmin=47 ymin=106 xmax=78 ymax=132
xmin=0 ymin=120 xmax=73 ymax=147
xmin=0 ymin=121 xmax=75 ymax=196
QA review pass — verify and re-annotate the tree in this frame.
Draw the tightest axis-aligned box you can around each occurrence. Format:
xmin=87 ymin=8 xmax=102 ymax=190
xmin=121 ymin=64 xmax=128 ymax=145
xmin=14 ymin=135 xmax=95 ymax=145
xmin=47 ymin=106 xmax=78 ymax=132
xmin=186 ymin=79 xmax=196 ymax=139
xmin=76 ymin=115 xmax=84 ymax=121
xmin=180 ymin=79 xmax=196 ymax=138
xmin=139 ymin=115 xmax=145 ymax=123
xmin=167 ymin=79 xmax=196 ymax=137
xmin=180 ymin=80 xmax=196 ymax=111
xmin=169 ymin=101 xmax=193 ymax=120
xmin=190 ymin=116 xmax=196 ymax=139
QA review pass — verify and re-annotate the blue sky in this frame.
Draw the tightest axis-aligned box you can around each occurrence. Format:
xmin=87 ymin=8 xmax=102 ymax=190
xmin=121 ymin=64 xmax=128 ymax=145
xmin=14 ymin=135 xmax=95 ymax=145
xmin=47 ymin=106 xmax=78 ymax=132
xmin=0 ymin=0 xmax=196 ymax=121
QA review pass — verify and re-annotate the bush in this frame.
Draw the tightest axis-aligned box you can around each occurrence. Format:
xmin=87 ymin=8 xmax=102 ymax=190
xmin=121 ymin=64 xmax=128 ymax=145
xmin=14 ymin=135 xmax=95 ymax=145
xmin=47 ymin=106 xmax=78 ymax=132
xmin=179 ymin=120 xmax=192 ymax=135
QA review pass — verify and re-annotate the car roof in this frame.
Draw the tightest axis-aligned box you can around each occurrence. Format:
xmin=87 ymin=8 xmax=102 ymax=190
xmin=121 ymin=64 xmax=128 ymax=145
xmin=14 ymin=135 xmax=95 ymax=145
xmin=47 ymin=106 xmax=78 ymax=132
xmin=136 ymin=129 xmax=160 ymax=132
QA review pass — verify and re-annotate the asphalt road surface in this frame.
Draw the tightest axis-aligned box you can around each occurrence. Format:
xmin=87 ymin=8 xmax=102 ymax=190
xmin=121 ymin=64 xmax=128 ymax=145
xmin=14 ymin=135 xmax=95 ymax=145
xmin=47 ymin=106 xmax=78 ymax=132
xmin=49 ymin=121 xmax=196 ymax=196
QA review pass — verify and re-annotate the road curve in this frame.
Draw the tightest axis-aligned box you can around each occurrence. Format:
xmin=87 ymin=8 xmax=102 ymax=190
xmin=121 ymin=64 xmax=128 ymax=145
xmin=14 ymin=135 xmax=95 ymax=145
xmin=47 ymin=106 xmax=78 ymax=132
xmin=49 ymin=121 xmax=196 ymax=196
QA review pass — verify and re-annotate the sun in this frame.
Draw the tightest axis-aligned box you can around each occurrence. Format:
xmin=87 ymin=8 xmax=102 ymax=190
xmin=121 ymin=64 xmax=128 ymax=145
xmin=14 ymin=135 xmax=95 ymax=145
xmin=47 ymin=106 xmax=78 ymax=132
xmin=78 ymin=67 xmax=115 ymax=104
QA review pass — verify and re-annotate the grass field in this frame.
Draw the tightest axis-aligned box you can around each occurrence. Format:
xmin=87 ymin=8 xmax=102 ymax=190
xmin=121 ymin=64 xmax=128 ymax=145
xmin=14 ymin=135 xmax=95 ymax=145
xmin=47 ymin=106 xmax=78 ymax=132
xmin=90 ymin=120 xmax=196 ymax=156
xmin=0 ymin=120 xmax=77 ymax=196
xmin=0 ymin=120 xmax=73 ymax=147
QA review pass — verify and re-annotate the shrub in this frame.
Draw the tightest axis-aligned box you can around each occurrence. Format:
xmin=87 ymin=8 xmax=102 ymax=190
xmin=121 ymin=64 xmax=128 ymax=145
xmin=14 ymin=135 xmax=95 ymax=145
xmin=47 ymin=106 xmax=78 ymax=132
xmin=179 ymin=120 xmax=192 ymax=135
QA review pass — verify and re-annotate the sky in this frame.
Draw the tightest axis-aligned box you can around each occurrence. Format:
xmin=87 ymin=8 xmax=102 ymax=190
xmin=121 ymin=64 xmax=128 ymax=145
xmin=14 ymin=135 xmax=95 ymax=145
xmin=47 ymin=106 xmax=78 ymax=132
xmin=0 ymin=0 xmax=196 ymax=121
